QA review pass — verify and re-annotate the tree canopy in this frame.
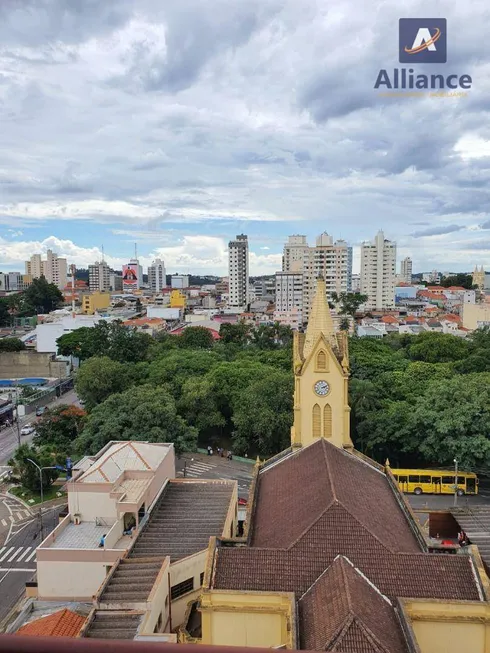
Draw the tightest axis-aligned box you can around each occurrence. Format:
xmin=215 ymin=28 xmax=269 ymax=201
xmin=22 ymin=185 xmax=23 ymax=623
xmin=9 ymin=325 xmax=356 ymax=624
xmin=0 ymin=337 xmax=26 ymax=352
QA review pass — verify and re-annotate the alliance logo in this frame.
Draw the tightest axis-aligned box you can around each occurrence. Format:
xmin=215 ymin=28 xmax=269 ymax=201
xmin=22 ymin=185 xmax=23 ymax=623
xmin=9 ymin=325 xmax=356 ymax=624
xmin=373 ymin=18 xmax=472 ymax=91
xmin=399 ymin=18 xmax=446 ymax=63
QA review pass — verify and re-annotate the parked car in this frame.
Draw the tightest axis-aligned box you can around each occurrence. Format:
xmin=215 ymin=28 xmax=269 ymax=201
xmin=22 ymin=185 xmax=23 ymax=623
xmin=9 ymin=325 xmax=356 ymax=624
xmin=35 ymin=406 xmax=47 ymax=417
xmin=20 ymin=424 xmax=36 ymax=436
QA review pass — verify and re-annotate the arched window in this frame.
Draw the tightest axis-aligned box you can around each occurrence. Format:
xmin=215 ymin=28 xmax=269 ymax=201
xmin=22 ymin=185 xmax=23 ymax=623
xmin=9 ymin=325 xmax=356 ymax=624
xmin=323 ymin=405 xmax=332 ymax=439
xmin=316 ymin=350 xmax=327 ymax=370
xmin=313 ymin=404 xmax=321 ymax=439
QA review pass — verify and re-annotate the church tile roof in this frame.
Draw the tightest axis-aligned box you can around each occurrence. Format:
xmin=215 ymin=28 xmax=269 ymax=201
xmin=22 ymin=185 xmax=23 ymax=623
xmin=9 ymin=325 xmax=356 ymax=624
xmin=298 ymin=556 xmax=407 ymax=653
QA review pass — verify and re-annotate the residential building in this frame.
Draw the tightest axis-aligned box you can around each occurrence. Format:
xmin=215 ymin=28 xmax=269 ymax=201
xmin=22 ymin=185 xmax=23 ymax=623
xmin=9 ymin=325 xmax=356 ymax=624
xmin=302 ymin=233 xmax=352 ymax=322
xmin=32 ymin=439 xmax=236 ymax=640
xmin=170 ymin=275 xmax=189 ymax=289
xmin=148 ymin=259 xmax=166 ymax=293
xmin=170 ymin=290 xmax=186 ymax=309
xmin=181 ymin=280 xmax=490 ymax=653
xmin=400 ymin=256 xmax=413 ymax=283
xmin=0 ymin=272 xmax=32 ymax=292
xmin=360 ymin=230 xmax=396 ymax=311
xmin=215 ymin=278 xmax=229 ymax=296
xmin=275 ymin=271 xmax=303 ymax=325
xmin=88 ymin=260 xmax=111 ymax=293
xmin=82 ymin=291 xmax=111 ymax=315
xmin=109 ymin=271 xmax=123 ymax=292
xmin=228 ymin=234 xmax=249 ymax=310
xmin=273 ymin=308 xmax=303 ymax=329
xmin=35 ymin=314 xmax=114 ymax=354
xmin=252 ymin=278 xmax=275 ymax=301
xmin=472 ymin=265 xmax=485 ymax=292
xmin=422 ymin=270 xmax=441 ymax=284
xmin=351 ymin=273 xmax=361 ymax=292
xmin=25 ymin=250 xmax=68 ymax=289
xmin=146 ymin=306 xmax=181 ymax=321
xmin=462 ymin=302 xmax=490 ymax=330
xmin=282 ymin=235 xmax=308 ymax=272
xmin=122 ymin=258 xmax=142 ymax=293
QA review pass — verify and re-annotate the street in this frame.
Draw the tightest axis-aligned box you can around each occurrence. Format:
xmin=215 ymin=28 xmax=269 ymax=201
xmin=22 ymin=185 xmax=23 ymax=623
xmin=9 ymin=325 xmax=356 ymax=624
xmin=0 ymin=389 xmax=80 ymax=466
xmin=0 ymin=505 xmax=61 ymax=625
xmin=176 ymin=452 xmax=254 ymax=500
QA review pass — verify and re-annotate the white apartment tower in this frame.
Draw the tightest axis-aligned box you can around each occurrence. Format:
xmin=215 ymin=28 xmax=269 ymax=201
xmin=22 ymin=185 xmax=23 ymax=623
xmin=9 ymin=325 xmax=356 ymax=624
xmin=302 ymin=232 xmax=353 ymax=321
xmin=283 ymin=235 xmax=309 ymax=272
xmin=25 ymin=249 xmax=67 ymax=289
xmin=400 ymin=257 xmax=413 ymax=284
xmin=89 ymin=260 xmax=111 ymax=292
xmin=228 ymin=234 xmax=249 ymax=310
xmin=148 ymin=258 xmax=166 ymax=293
xmin=275 ymin=271 xmax=303 ymax=318
xmin=360 ymin=230 xmax=396 ymax=311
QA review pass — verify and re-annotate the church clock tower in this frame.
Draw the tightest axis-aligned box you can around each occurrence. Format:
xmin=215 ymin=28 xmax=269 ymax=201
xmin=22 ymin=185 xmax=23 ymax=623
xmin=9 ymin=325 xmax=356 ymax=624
xmin=291 ymin=278 xmax=352 ymax=450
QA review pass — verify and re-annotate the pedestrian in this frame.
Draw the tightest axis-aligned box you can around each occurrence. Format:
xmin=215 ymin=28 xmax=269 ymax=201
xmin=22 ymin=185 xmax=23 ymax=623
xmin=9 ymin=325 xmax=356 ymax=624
xmin=207 ymin=445 xmax=212 ymax=456
xmin=98 ymin=534 xmax=106 ymax=548
xmin=220 ymin=448 xmax=224 ymax=457
xmin=227 ymin=451 xmax=233 ymax=461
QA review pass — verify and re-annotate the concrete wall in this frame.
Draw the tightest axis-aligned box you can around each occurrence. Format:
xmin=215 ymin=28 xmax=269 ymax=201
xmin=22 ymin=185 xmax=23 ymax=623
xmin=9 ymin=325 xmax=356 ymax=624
xmin=200 ymin=590 xmax=295 ymax=648
xmin=68 ymin=486 xmax=118 ymax=524
xmin=0 ymin=351 xmax=68 ymax=379
xmin=170 ymin=550 xmax=207 ymax=628
xmin=141 ymin=558 xmax=171 ymax=634
xmin=404 ymin=599 xmax=490 ymax=653
xmin=37 ymin=560 xmax=111 ymax=601
xmin=462 ymin=303 xmax=490 ymax=330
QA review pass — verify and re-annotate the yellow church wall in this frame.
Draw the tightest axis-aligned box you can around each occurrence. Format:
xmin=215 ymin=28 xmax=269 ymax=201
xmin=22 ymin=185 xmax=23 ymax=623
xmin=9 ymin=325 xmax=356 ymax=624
xmin=199 ymin=589 xmax=296 ymax=649
xmin=292 ymin=335 xmax=351 ymax=450
xmin=403 ymin=599 xmax=490 ymax=653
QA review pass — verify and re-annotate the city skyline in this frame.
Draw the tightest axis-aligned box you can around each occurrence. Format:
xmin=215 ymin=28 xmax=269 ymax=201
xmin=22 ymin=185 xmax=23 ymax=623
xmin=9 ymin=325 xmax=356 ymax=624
xmin=1 ymin=2 xmax=490 ymax=275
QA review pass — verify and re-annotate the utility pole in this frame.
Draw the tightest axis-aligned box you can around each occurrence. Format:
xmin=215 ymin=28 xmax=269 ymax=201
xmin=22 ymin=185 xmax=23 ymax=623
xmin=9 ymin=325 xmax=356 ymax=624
xmin=26 ymin=459 xmax=57 ymax=541
xmin=454 ymin=458 xmax=459 ymax=507
xmin=14 ymin=379 xmax=20 ymax=449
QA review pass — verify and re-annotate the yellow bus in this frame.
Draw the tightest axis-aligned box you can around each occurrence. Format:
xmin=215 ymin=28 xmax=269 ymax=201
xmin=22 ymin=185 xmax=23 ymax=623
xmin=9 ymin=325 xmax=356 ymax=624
xmin=391 ymin=469 xmax=478 ymax=496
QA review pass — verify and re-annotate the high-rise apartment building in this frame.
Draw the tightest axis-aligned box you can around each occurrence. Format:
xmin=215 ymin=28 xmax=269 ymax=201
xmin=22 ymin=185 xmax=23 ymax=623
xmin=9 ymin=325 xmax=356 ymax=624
xmin=302 ymin=233 xmax=353 ymax=321
xmin=25 ymin=249 xmax=67 ymax=289
xmin=122 ymin=258 xmax=142 ymax=293
xmin=360 ymin=230 xmax=396 ymax=311
xmin=282 ymin=235 xmax=309 ymax=272
xmin=89 ymin=260 xmax=111 ymax=293
xmin=275 ymin=271 xmax=303 ymax=318
xmin=400 ymin=257 xmax=413 ymax=284
xmin=228 ymin=234 xmax=249 ymax=310
xmin=148 ymin=258 xmax=166 ymax=293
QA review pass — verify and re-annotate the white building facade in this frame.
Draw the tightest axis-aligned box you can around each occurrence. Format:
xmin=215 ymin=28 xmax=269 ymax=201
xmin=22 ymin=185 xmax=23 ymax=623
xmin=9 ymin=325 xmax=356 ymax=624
xmin=228 ymin=234 xmax=249 ymax=310
xmin=282 ymin=235 xmax=309 ymax=272
xmin=148 ymin=258 xmax=167 ymax=293
xmin=400 ymin=257 xmax=413 ymax=284
xmin=360 ymin=230 xmax=396 ymax=311
xmin=275 ymin=271 xmax=303 ymax=324
xmin=25 ymin=250 xmax=67 ymax=289
xmin=89 ymin=260 xmax=111 ymax=293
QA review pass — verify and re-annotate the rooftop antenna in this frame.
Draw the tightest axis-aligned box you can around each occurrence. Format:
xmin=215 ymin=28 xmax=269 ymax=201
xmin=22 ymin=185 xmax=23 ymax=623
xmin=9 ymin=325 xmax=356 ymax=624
xmin=71 ymin=264 xmax=76 ymax=318
xmin=134 ymin=242 xmax=138 ymax=261
xmin=101 ymin=244 xmax=105 ymax=263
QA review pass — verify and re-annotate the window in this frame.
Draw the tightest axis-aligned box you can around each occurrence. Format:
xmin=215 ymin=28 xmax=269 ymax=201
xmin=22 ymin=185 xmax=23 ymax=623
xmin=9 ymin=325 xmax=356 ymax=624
xmin=316 ymin=350 xmax=327 ymax=370
xmin=200 ymin=572 xmax=204 ymax=586
xmin=313 ymin=404 xmax=321 ymax=438
xmin=323 ymin=405 xmax=332 ymax=439
xmin=408 ymin=475 xmax=419 ymax=483
xmin=441 ymin=476 xmax=454 ymax=485
xmin=420 ymin=475 xmax=431 ymax=484
xmin=171 ymin=577 xmax=194 ymax=600
xmin=398 ymin=475 xmax=407 ymax=483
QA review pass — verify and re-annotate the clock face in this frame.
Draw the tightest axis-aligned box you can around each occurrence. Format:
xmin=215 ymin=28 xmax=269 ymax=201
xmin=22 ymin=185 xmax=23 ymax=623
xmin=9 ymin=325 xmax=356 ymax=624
xmin=314 ymin=380 xmax=330 ymax=396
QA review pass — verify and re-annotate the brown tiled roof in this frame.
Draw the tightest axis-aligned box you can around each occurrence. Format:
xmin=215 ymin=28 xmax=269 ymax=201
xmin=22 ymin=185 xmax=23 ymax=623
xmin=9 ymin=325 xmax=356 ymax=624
xmin=298 ymin=557 xmax=407 ymax=653
xmin=16 ymin=609 xmax=86 ymax=637
xmin=250 ymin=440 xmax=420 ymax=554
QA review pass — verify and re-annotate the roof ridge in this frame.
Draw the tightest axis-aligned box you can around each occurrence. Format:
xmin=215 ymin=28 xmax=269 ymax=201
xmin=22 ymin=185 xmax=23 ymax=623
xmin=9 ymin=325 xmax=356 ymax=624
xmin=330 ymin=501 xmax=396 ymax=554
xmin=286 ymin=502 xmax=334 ymax=550
xmin=346 ymin=617 xmax=392 ymax=653
xmin=321 ymin=439 xmax=338 ymax=502
xmin=325 ymin=613 xmax=355 ymax=651
xmin=340 ymin=556 xmax=353 ymax=613
xmin=128 ymin=441 xmax=151 ymax=470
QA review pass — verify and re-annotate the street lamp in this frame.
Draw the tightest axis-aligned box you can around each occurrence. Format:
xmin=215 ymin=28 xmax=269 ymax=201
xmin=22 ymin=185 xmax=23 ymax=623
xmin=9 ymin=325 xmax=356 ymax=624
xmin=454 ymin=458 xmax=458 ymax=507
xmin=26 ymin=458 xmax=57 ymax=540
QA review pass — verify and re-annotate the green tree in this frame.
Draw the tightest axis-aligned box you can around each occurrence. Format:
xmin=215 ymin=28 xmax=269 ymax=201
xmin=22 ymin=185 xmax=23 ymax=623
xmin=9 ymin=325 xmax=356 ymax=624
xmin=349 ymin=378 xmax=381 ymax=452
xmin=147 ymin=350 xmax=223 ymax=398
xmin=408 ymin=332 xmax=469 ymax=363
xmin=0 ymin=337 xmax=26 ymax=352
xmin=23 ymin=276 xmax=64 ymax=314
xmin=219 ymin=322 xmax=251 ymax=345
xmin=0 ymin=299 xmax=11 ymax=327
xmin=439 ymin=274 xmax=476 ymax=290
xmin=57 ymin=327 xmax=98 ymax=360
xmin=349 ymin=337 xmax=409 ymax=381
xmin=76 ymin=385 xmax=197 ymax=455
xmin=8 ymin=444 xmax=61 ymax=492
xmin=75 ymin=357 xmax=135 ymax=410
xmin=177 ymin=326 xmax=215 ymax=349
xmin=331 ymin=292 xmax=368 ymax=333
xmin=232 ymin=370 xmax=293 ymax=456
xmin=34 ymin=405 xmax=87 ymax=453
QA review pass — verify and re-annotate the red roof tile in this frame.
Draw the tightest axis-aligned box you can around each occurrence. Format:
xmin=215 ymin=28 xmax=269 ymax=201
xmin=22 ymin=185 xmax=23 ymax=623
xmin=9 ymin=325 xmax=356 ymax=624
xmin=16 ymin=609 xmax=86 ymax=638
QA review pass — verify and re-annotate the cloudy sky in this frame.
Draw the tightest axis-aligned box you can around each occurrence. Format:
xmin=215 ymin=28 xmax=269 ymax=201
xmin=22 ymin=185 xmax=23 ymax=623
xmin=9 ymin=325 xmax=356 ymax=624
xmin=1 ymin=0 xmax=490 ymax=276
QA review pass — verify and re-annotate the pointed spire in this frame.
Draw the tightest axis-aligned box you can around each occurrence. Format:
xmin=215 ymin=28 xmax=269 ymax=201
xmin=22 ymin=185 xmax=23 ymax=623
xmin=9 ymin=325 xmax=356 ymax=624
xmin=303 ymin=277 xmax=336 ymax=358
